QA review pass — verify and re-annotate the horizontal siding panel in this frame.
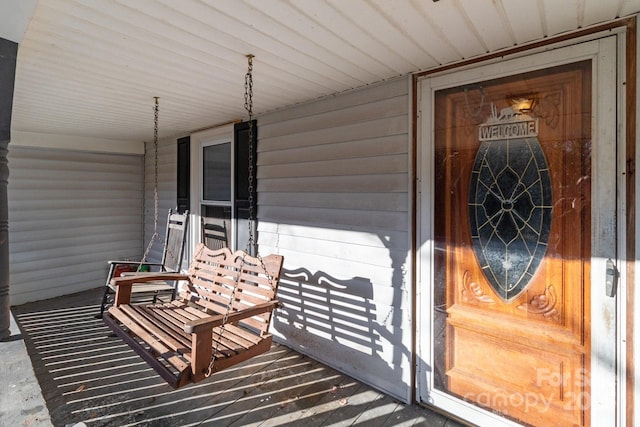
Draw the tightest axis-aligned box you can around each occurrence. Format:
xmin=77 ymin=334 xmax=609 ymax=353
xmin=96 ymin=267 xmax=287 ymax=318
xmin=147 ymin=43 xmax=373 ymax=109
xmin=12 ymin=261 xmax=109 ymax=292
xmin=9 ymin=168 xmax=141 ymax=183
xmin=9 ymin=189 xmax=144 ymax=203
xmin=259 ymin=174 xmax=407 ymax=193
xmin=9 ymin=178 xmax=140 ymax=191
xmin=259 ymin=95 xmax=408 ymax=139
xmin=259 ymin=192 xmax=407 ymax=212
xmin=260 ymin=206 xmax=408 ymax=231
xmin=276 ymin=287 xmax=409 ymax=330
xmin=8 ymin=206 xmax=141 ymax=220
xmin=10 ymin=233 xmax=139 ymax=252
xmin=9 ymin=153 xmax=142 ymax=167
xmin=275 ymin=304 xmax=408 ymax=345
xmin=11 ymin=269 xmax=106 ymax=301
xmin=259 ymin=115 xmax=408 ymax=152
xmin=9 ymin=223 xmax=140 ymax=242
xmin=258 ymin=153 xmax=408 ymax=179
xmin=9 ymin=213 xmax=141 ymax=230
xmin=10 ymin=231 xmax=138 ymax=254
xmin=273 ymin=306 xmax=409 ymax=352
xmin=259 ymin=77 xmax=408 ymax=126
xmin=10 ymin=241 xmax=141 ymax=273
xmin=276 ymin=284 xmax=411 ymax=322
xmin=8 ymin=148 xmax=142 ymax=168
xmin=259 ymin=222 xmax=408 ymax=250
xmin=259 ymin=134 xmax=408 ymax=166
xmin=260 ymin=245 xmax=400 ymax=290
xmin=260 ymin=233 xmax=407 ymax=269
xmin=8 ymin=146 xmax=144 ymax=305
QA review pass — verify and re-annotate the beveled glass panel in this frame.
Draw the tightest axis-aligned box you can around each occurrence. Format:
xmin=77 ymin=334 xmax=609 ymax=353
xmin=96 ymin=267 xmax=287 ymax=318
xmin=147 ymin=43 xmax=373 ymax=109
xmin=468 ymin=137 xmax=552 ymax=301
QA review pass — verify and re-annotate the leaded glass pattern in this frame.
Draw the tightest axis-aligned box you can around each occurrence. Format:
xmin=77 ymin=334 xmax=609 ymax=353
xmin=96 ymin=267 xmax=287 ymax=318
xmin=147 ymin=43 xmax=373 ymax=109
xmin=468 ymin=137 xmax=552 ymax=301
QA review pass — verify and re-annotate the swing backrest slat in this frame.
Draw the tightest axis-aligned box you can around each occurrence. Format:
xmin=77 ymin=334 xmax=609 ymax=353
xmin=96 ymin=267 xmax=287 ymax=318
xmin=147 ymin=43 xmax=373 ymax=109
xmin=178 ymin=243 xmax=283 ymax=336
xmin=160 ymin=210 xmax=190 ymax=272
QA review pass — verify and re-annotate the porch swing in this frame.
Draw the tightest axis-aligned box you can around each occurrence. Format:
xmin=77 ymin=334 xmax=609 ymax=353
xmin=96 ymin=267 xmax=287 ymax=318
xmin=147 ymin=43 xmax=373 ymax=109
xmin=103 ymin=55 xmax=285 ymax=389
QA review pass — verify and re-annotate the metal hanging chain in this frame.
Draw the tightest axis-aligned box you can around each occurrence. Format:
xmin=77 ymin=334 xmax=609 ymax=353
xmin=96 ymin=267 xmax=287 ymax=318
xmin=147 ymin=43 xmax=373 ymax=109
xmin=207 ymin=54 xmax=275 ymax=378
xmin=207 ymin=56 xmax=254 ymax=378
xmin=140 ymin=97 xmax=160 ymax=267
xmin=206 ymin=248 xmax=250 ymax=378
xmin=242 ymin=55 xmax=273 ymax=284
xmin=241 ymin=55 xmax=275 ymax=285
xmin=244 ymin=54 xmax=256 ymax=255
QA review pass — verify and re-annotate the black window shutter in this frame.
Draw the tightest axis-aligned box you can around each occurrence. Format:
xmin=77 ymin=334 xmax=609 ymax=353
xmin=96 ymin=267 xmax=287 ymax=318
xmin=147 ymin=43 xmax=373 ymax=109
xmin=234 ymin=120 xmax=257 ymax=254
xmin=0 ymin=38 xmax=18 ymax=141
xmin=176 ymin=136 xmax=190 ymax=214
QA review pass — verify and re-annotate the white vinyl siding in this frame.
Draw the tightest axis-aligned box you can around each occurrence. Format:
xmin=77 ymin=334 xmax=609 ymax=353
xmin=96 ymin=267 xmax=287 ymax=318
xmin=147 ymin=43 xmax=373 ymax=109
xmin=142 ymin=136 xmax=180 ymax=264
xmin=140 ymin=79 xmax=413 ymax=402
xmin=258 ymin=77 xmax=412 ymax=403
xmin=8 ymin=146 xmax=144 ymax=305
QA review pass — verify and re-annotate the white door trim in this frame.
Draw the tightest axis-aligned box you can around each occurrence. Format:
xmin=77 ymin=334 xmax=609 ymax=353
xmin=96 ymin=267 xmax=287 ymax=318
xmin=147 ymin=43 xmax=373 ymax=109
xmin=415 ymin=34 xmax=624 ymax=427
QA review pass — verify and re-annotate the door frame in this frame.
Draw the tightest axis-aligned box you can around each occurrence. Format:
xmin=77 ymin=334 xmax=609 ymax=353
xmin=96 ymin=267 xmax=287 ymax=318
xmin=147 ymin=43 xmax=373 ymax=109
xmin=415 ymin=33 xmax=626 ymax=426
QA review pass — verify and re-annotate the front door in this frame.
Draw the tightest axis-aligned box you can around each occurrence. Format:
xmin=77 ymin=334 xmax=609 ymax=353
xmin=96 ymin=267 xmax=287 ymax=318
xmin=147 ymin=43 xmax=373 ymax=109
xmin=418 ymin=38 xmax=619 ymax=427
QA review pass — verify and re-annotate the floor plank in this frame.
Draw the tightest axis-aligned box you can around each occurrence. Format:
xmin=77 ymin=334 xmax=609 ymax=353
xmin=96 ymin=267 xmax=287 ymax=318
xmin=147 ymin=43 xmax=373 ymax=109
xmin=317 ymin=385 xmax=385 ymax=426
xmin=232 ymin=362 xmax=358 ymax=426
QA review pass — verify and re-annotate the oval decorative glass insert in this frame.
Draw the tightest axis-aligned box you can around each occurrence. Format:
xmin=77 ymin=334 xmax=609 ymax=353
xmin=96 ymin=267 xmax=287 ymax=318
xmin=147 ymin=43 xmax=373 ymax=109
xmin=468 ymin=136 xmax=552 ymax=301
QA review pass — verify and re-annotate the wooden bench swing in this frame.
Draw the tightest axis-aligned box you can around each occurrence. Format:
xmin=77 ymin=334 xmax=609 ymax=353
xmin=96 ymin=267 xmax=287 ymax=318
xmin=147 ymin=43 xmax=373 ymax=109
xmin=103 ymin=243 xmax=284 ymax=388
xmin=103 ymin=55 xmax=285 ymax=389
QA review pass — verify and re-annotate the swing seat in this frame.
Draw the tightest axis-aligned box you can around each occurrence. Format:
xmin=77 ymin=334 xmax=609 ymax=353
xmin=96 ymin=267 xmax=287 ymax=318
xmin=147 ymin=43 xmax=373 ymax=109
xmin=103 ymin=243 xmax=284 ymax=389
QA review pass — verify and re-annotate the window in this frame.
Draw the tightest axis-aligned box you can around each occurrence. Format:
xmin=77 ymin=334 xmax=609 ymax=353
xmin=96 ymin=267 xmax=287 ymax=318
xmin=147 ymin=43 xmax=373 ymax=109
xmin=202 ymin=142 xmax=231 ymax=202
xmin=199 ymin=136 xmax=232 ymax=251
xmin=188 ymin=121 xmax=256 ymax=253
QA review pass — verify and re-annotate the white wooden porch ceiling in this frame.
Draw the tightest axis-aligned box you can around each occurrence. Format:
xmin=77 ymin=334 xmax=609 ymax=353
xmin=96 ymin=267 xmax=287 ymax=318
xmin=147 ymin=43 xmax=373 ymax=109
xmin=7 ymin=0 xmax=640 ymax=144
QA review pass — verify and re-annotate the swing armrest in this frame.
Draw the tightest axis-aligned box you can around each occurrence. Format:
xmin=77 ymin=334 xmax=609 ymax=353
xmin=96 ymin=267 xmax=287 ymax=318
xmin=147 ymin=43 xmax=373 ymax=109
xmin=106 ymin=261 xmax=165 ymax=280
xmin=184 ymin=300 xmax=280 ymax=334
xmin=110 ymin=272 xmax=189 ymax=287
xmin=107 ymin=260 xmax=164 ymax=267
xmin=110 ymin=273 xmax=190 ymax=306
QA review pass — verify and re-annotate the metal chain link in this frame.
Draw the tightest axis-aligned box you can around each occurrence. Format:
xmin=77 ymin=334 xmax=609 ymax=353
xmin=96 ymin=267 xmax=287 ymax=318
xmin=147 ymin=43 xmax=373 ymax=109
xmin=140 ymin=97 xmax=160 ymax=267
xmin=206 ymin=250 xmax=248 ymax=377
xmin=244 ymin=54 xmax=255 ymax=256
xmin=242 ymin=56 xmax=274 ymax=284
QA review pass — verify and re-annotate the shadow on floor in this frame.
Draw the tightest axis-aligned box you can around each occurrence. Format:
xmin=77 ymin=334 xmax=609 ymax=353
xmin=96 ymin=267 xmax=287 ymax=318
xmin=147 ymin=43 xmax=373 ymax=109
xmin=11 ymin=288 xmax=465 ymax=427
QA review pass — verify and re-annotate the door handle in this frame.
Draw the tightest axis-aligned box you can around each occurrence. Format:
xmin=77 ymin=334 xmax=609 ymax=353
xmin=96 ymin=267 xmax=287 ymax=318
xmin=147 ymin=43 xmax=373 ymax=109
xmin=605 ymin=258 xmax=618 ymax=297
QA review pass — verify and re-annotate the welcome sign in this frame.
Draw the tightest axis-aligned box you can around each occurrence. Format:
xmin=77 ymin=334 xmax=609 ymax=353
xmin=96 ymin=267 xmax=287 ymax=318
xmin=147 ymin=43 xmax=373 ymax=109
xmin=478 ymin=105 xmax=539 ymax=141
xmin=479 ymin=118 xmax=538 ymax=141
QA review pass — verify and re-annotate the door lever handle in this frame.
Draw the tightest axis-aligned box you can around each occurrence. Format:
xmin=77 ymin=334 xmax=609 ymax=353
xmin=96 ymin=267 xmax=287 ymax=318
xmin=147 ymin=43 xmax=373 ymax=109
xmin=605 ymin=258 xmax=618 ymax=297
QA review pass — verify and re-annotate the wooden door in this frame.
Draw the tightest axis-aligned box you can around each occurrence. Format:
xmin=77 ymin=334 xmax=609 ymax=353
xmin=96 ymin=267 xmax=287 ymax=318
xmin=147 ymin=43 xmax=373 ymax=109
xmin=431 ymin=60 xmax=595 ymax=427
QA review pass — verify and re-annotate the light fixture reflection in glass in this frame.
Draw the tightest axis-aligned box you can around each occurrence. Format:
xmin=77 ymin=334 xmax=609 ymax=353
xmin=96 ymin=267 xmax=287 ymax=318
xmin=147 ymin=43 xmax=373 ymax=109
xmin=510 ymin=97 xmax=536 ymax=114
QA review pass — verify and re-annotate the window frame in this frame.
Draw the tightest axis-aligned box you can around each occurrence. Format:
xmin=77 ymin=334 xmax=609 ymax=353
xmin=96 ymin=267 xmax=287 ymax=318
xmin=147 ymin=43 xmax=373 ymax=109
xmin=190 ymin=124 xmax=236 ymax=253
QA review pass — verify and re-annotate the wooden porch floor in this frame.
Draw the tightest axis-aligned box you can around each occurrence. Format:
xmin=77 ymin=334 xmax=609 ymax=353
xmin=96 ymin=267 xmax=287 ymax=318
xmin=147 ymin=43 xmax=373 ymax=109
xmin=11 ymin=288 xmax=464 ymax=427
